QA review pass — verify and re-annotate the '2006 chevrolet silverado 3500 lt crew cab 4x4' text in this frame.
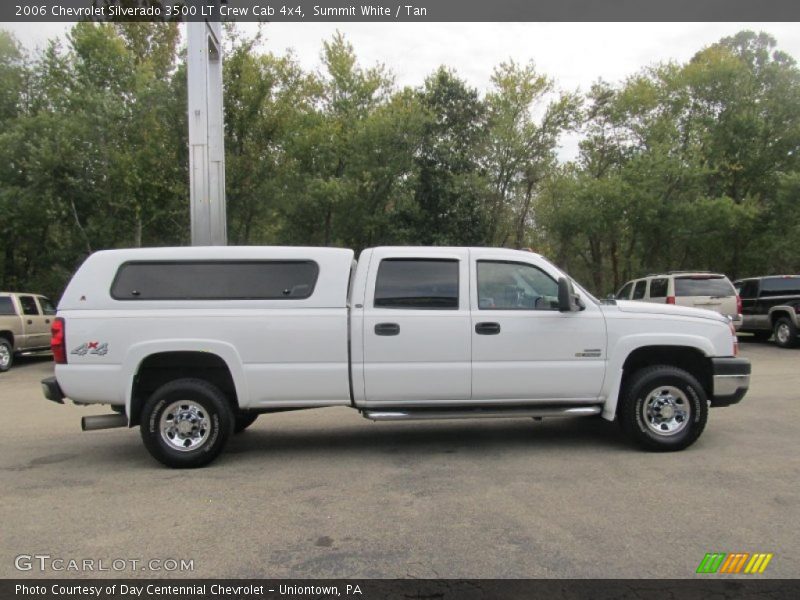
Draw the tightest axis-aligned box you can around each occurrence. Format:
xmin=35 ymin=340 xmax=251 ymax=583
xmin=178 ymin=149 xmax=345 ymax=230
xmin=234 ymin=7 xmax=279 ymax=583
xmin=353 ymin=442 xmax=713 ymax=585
xmin=41 ymin=246 xmax=750 ymax=468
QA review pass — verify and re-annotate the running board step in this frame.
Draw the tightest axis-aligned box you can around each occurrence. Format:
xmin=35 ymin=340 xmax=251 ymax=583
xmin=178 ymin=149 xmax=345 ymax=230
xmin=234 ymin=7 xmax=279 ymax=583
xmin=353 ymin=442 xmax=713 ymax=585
xmin=363 ymin=406 xmax=602 ymax=422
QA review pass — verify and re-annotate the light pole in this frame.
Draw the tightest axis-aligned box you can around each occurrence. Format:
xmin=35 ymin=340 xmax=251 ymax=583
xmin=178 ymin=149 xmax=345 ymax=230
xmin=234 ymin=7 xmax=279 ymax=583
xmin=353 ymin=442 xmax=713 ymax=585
xmin=187 ymin=18 xmax=226 ymax=246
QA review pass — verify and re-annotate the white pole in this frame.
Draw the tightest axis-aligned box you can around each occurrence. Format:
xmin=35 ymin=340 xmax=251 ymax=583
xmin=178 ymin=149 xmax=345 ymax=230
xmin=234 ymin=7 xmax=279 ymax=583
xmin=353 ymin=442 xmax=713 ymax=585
xmin=187 ymin=20 xmax=227 ymax=246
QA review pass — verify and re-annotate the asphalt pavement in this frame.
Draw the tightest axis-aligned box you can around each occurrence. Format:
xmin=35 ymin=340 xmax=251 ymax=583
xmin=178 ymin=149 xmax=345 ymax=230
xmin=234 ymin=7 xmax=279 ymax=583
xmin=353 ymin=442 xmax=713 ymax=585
xmin=1 ymin=342 xmax=797 ymax=579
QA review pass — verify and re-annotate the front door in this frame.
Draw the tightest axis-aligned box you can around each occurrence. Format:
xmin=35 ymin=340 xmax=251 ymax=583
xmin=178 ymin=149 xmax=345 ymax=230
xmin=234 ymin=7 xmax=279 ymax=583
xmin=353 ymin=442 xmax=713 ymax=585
xmin=362 ymin=249 xmax=471 ymax=404
xmin=469 ymin=252 xmax=606 ymax=403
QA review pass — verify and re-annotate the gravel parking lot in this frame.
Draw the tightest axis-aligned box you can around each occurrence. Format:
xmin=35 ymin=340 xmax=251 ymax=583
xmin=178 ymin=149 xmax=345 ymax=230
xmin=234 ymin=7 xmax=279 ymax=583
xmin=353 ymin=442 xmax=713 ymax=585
xmin=1 ymin=343 xmax=798 ymax=579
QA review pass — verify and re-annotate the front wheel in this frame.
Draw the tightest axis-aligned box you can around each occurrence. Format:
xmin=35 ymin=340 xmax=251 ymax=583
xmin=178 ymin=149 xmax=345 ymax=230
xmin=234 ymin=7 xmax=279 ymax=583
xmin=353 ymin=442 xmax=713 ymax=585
xmin=0 ymin=338 xmax=12 ymax=372
xmin=618 ymin=365 xmax=708 ymax=452
xmin=773 ymin=317 xmax=798 ymax=349
xmin=140 ymin=378 xmax=234 ymax=468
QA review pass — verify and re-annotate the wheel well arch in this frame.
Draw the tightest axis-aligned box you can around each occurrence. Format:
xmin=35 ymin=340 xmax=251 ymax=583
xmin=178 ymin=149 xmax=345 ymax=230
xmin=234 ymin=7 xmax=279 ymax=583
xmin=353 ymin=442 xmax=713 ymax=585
xmin=769 ymin=309 xmax=794 ymax=325
xmin=619 ymin=345 xmax=712 ymax=408
xmin=128 ymin=351 xmax=239 ymax=426
xmin=0 ymin=331 xmax=14 ymax=347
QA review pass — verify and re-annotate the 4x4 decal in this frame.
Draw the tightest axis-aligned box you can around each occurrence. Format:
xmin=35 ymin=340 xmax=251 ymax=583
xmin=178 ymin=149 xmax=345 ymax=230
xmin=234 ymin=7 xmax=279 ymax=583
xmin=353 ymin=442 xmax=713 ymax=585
xmin=71 ymin=342 xmax=109 ymax=357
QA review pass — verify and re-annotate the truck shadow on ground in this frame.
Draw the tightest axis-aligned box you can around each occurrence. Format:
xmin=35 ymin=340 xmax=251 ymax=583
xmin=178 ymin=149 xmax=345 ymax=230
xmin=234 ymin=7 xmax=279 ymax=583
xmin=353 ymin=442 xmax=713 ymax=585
xmin=11 ymin=353 xmax=53 ymax=367
xmin=223 ymin=415 xmax=631 ymax=461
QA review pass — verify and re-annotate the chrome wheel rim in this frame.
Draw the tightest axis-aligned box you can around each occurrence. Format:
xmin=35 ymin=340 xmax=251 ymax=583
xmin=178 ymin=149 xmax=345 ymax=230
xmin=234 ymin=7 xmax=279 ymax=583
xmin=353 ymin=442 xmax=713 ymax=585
xmin=776 ymin=323 xmax=791 ymax=344
xmin=0 ymin=344 xmax=10 ymax=368
xmin=159 ymin=400 xmax=211 ymax=452
xmin=642 ymin=386 xmax=691 ymax=436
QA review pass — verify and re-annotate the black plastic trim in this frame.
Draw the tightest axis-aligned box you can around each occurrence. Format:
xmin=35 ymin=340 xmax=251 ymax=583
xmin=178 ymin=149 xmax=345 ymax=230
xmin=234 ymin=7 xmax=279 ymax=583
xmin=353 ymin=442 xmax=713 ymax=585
xmin=41 ymin=376 xmax=65 ymax=404
xmin=712 ymin=357 xmax=751 ymax=376
xmin=711 ymin=387 xmax=748 ymax=407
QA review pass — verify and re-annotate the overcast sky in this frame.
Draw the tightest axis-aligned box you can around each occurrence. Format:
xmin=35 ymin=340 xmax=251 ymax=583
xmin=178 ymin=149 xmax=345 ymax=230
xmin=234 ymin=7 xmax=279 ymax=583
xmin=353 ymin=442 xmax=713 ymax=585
xmin=4 ymin=21 xmax=800 ymax=159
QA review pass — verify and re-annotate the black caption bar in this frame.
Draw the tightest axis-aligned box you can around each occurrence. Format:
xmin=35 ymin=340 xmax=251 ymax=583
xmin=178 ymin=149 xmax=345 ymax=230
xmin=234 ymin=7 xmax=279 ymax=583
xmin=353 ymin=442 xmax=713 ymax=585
xmin=3 ymin=0 xmax=800 ymax=23
xmin=4 ymin=580 xmax=800 ymax=600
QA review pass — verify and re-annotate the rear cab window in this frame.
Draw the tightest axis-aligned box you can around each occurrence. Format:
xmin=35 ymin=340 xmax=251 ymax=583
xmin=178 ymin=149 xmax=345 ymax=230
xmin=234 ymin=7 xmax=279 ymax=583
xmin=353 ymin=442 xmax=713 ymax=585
xmin=674 ymin=276 xmax=735 ymax=297
xmin=374 ymin=259 xmax=459 ymax=309
xmin=111 ymin=261 xmax=320 ymax=300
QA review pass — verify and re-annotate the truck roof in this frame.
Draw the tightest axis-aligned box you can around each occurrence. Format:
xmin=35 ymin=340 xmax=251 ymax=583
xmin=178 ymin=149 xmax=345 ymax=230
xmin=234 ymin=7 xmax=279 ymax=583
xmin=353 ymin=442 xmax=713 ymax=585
xmin=60 ymin=246 xmax=356 ymax=311
xmin=367 ymin=246 xmax=545 ymax=260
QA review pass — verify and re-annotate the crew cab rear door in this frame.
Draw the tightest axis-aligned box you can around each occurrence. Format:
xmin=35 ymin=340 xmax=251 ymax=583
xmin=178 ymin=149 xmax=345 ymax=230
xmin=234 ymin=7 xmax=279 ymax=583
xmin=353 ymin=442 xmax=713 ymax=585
xmin=361 ymin=248 xmax=471 ymax=403
xmin=469 ymin=250 xmax=606 ymax=402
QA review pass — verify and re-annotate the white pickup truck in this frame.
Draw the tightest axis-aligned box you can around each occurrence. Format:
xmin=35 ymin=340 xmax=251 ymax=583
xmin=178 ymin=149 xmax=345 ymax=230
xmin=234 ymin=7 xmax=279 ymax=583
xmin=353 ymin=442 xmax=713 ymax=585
xmin=41 ymin=246 xmax=750 ymax=468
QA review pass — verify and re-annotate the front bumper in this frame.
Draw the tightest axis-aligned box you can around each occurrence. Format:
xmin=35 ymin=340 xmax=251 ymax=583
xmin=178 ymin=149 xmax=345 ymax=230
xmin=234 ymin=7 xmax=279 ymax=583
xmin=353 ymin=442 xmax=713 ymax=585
xmin=711 ymin=357 xmax=751 ymax=407
xmin=41 ymin=376 xmax=65 ymax=404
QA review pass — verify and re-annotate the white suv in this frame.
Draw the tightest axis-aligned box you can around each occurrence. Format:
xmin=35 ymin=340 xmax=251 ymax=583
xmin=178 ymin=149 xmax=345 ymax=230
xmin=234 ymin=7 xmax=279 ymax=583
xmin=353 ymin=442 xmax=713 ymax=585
xmin=616 ymin=272 xmax=742 ymax=330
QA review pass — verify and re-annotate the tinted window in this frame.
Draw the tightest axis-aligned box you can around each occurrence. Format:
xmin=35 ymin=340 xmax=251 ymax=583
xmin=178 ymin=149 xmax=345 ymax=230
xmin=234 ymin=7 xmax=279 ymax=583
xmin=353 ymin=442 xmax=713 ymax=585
xmin=38 ymin=297 xmax=56 ymax=315
xmin=674 ymin=276 xmax=734 ymax=297
xmin=477 ymin=261 xmax=559 ymax=310
xmin=760 ymin=277 xmax=800 ymax=297
xmin=649 ymin=278 xmax=668 ymax=298
xmin=111 ymin=261 xmax=319 ymax=300
xmin=632 ymin=280 xmax=647 ymax=300
xmin=374 ymin=259 xmax=458 ymax=309
xmin=738 ymin=280 xmax=759 ymax=299
xmin=616 ymin=282 xmax=633 ymax=299
xmin=19 ymin=295 xmax=40 ymax=315
xmin=0 ymin=297 xmax=16 ymax=316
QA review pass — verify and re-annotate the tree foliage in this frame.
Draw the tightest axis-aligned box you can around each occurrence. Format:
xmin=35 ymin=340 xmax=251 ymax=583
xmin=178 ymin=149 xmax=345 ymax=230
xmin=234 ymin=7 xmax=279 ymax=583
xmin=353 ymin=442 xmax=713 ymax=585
xmin=1 ymin=26 xmax=798 ymax=300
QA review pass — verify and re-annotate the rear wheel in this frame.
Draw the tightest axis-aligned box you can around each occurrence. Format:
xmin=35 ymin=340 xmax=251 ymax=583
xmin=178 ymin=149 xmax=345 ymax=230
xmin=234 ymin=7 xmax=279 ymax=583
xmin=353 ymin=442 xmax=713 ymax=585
xmin=0 ymin=338 xmax=12 ymax=372
xmin=140 ymin=378 xmax=234 ymax=468
xmin=619 ymin=365 xmax=708 ymax=452
xmin=773 ymin=317 xmax=798 ymax=349
xmin=234 ymin=412 xmax=259 ymax=433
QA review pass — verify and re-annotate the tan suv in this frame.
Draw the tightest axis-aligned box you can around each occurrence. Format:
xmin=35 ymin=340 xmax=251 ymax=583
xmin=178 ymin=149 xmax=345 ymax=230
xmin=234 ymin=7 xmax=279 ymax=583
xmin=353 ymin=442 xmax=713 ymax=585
xmin=616 ymin=272 xmax=742 ymax=329
xmin=0 ymin=292 xmax=57 ymax=372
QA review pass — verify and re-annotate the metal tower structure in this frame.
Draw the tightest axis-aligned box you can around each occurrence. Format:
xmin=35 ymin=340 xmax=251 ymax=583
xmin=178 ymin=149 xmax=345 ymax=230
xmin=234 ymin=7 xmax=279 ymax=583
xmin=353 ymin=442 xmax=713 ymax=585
xmin=187 ymin=17 xmax=226 ymax=246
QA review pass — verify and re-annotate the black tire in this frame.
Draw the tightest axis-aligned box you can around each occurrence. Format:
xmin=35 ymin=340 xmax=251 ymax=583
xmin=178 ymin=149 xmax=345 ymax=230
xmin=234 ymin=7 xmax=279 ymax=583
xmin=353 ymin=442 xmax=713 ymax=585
xmin=618 ymin=365 xmax=708 ymax=452
xmin=140 ymin=378 xmax=234 ymax=468
xmin=0 ymin=338 xmax=12 ymax=372
xmin=234 ymin=412 xmax=259 ymax=433
xmin=773 ymin=317 xmax=798 ymax=349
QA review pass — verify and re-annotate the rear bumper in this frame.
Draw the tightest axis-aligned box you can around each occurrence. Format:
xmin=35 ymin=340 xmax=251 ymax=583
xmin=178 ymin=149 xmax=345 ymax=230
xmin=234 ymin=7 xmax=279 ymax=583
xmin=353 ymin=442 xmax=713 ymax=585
xmin=41 ymin=376 xmax=65 ymax=404
xmin=711 ymin=358 xmax=751 ymax=407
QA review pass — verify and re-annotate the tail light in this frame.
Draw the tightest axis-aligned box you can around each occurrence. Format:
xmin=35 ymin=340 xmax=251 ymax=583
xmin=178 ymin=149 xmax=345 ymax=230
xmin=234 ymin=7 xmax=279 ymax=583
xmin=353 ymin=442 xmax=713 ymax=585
xmin=736 ymin=294 xmax=742 ymax=315
xmin=666 ymin=296 xmax=676 ymax=304
xmin=51 ymin=317 xmax=67 ymax=364
xmin=729 ymin=321 xmax=739 ymax=356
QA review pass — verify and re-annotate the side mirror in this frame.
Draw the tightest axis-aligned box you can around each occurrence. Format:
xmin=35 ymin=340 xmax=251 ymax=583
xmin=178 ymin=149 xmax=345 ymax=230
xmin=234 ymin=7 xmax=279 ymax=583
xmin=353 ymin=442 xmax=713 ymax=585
xmin=558 ymin=277 xmax=583 ymax=312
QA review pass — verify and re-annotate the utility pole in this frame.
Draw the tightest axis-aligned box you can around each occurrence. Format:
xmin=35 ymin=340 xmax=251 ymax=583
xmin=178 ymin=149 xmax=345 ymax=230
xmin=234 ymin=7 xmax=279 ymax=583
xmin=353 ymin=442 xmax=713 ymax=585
xmin=187 ymin=18 xmax=226 ymax=246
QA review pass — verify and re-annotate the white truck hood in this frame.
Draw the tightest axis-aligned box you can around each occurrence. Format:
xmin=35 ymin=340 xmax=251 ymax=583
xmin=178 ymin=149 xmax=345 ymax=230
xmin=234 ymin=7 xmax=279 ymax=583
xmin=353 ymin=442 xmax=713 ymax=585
xmin=612 ymin=300 xmax=729 ymax=323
